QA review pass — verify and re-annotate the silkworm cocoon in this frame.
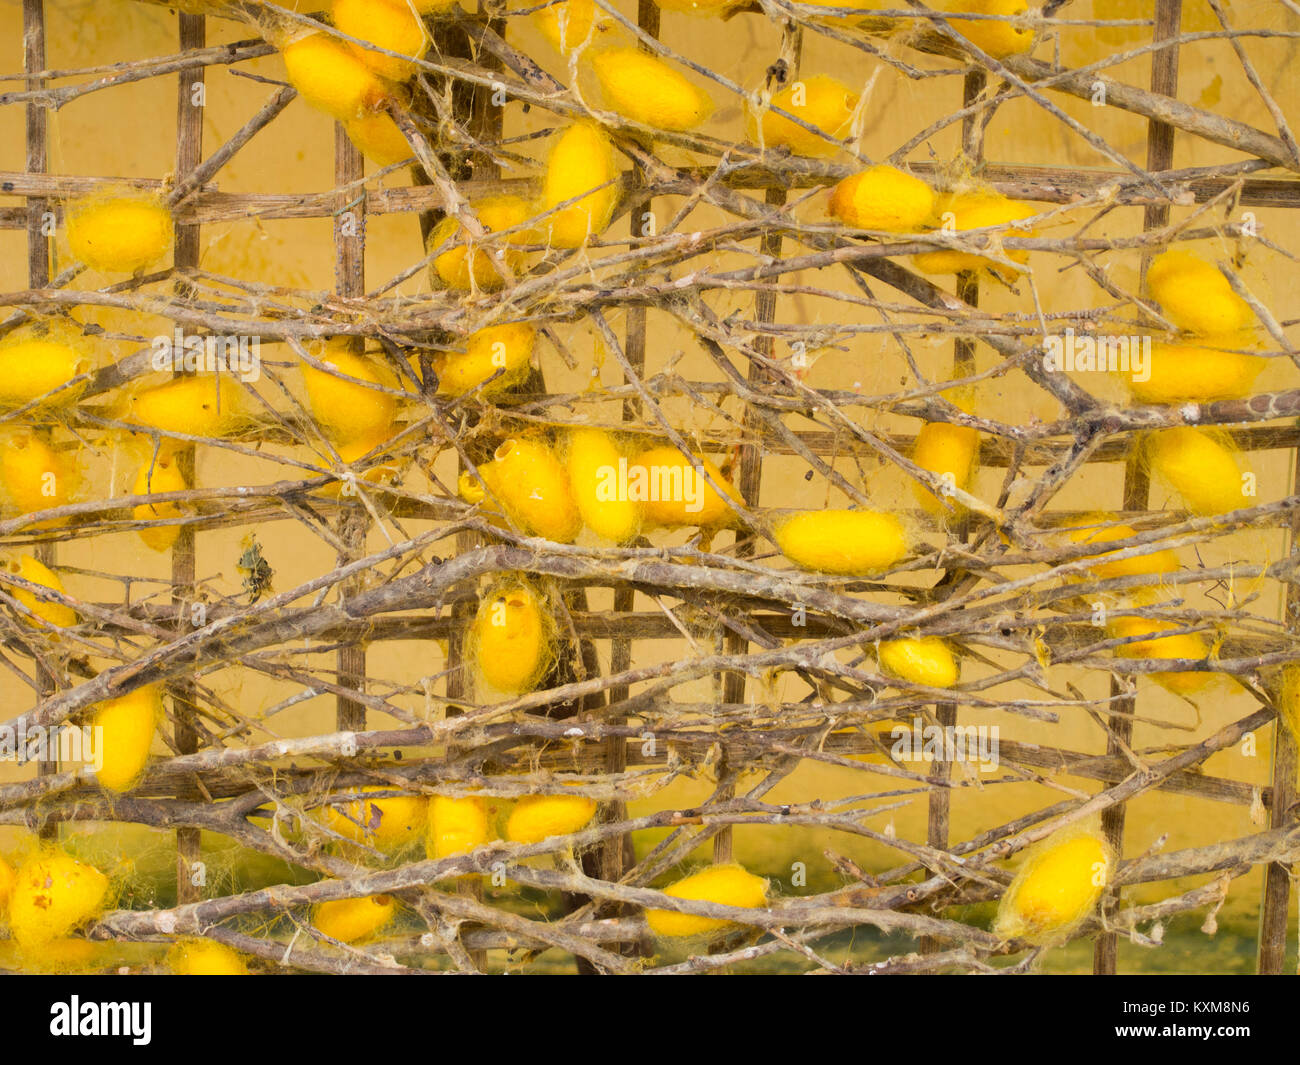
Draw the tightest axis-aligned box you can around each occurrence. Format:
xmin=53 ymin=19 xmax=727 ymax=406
xmin=1128 ymin=336 xmax=1265 ymax=404
xmin=1146 ymin=248 xmax=1255 ymax=337
xmin=8 ymin=850 xmax=109 ymax=948
xmin=131 ymin=451 xmax=188 ymax=552
xmin=333 ymin=0 xmax=429 ymax=81
xmin=542 ymin=122 xmax=620 ymax=249
xmin=92 ymin=683 xmax=161 ymax=792
xmin=628 ymin=446 xmax=740 ymax=528
xmin=565 ymin=428 xmax=642 ymax=544
xmin=656 ymin=0 xmax=738 ymax=10
xmin=343 ymin=108 xmax=411 ymax=166
xmin=914 ymin=190 xmax=1038 ymax=275
xmin=505 ymin=793 xmax=597 ymax=844
xmin=941 ymin=0 xmax=1035 ymax=57
xmin=774 ymin=509 xmax=908 ymax=575
xmin=469 ymin=438 xmax=583 ymax=542
xmin=323 ymin=786 xmax=429 ymax=849
xmin=645 ymin=863 xmax=769 ymax=938
xmin=747 ymin=76 xmax=860 ymax=159
xmin=1109 ymin=615 xmax=1212 ymax=695
xmin=410 ymin=0 xmax=460 ymax=11
xmin=314 ymin=430 xmax=402 ymax=500
xmin=313 ymin=893 xmax=395 ymax=943
xmin=590 ymin=48 xmax=713 ymax=132
xmin=434 ymin=322 xmax=536 ymax=396
xmin=534 ymin=0 xmax=611 ymax=53
xmin=5 ymin=555 xmax=77 ymax=630
xmin=829 ymin=165 xmax=935 ymax=233
xmin=0 ymin=432 xmax=75 ymax=526
xmin=427 ymin=795 xmax=491 ymax=860
xmin=427 ymin=195 xmax=533 ymax=290
xmin=993 ymin=826 xmax=1112 ymax=943
xmin=168 ymin=939 xmax=249 ymax=975
xmin=65 ymin=193 xmax=172 ymax=274
xmin=0 ymin=855 xmax=13 ymax=910
xmin=125 ymin=375 xmax=245 ymax=438
xmin=1145 ymin=426 xmax=1248 ymax=517
xmin=301 ymin=340 xmax=400 ymax=444
xmin=912 ymin=420 xmax=980 ymax=515
xmin=470 ymin=582 xmax=554 ymax=694
xmin=878 ymin=636 xmax=959 ymax=688
xmin=281 ymin=32 xmax=391 ymax=120
xmin=0 ymin=331 xmax=91 ymax=408
xmin=1067 ymin=516 xmax=1179 ymax=582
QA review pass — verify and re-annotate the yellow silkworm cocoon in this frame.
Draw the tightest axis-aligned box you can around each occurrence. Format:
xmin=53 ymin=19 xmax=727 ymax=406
xmin=301 ymin=340 xmax=400 ymax=444
xmin=914 ymin=190 xmax=1038 ymax=275
xmin=0 ymin=431 xmax=74 ymax=526
xmin=591 ymin=48 xmax=713 ymax=132
xmin=428 ymin=195 xmax=533 ymax=290
xmin=993 ymin=827 xmax=1112 ymax=943
xmin=1146 ymin=248 xmax=1255 ymax=337
xmin=5 ymin=554 xmax=77 ymax=630
xmin=1146 ymin=426 xmax=1247 ymax=517
xmin=8 ymin=850 xmax=110 ymax=948
xmin=748 ymin=76 xmax=859 ymax=158
xmin=1129 ymin=336 xmax=1265 ymax=404
xmin=629 ymin=446 xmax=740 ymax=528
xmin=343 ymin=109 xmax=411 ymax=166
xmin=829 ymin=165 xmax=935 ymax=233
xmin=125 ymin=375 xmax=245 ymax=438
xmin=505 ymin=793 xmax=597 ymax=844
xmin=333 ymin=0 xmax=429 ymax=81
xmin=323 ymin=786 xmax=429 ymax=849
xmin=1067 ymin=516 xmax=1179 ymax=582
xmin=0 ymin=855 xmax=13 ymax=910
xmin=774 ymin=509 xmax=908 ymax=575
xmin=281 ymin=32 xmax=391 ymax=120
xmin=434 ymin=322 xmax=535 ymax=396
xmin=534 ymin=0 xmax=611 ymax=54
xmin=65 ymin=193 xmax=172 ymax=273
xmin=656 ymin=0 xmax=739 ymax=11
xmin=471 ymin=583 xmax=553 ymax=694
xmin=878 ymin=636 xmax=959 ymax=688
xmin=1109 ymin=615 xmax=1212 ymax=695
xmin=942 ymin=0 xmax=1035 ymax=57
xmin=92 ymin=683 xmax=162 ymax=793
xmin=410 ymin=0 xmax=460 ymax=11
xmin=0 ymin=331 xmax=91 ymax=408
xmin=912 ymin=420 xmax=980 ymax=514
xmin=132 ymin=450 xmax=188 ymax=553
xmin=168 ymin=939 xmax=249 ymax=975
xmin=543 ymin=122 xmax=620 ymax=249
xmin=468 ymin=437 xmax=583 ymax=542
xmin=565 ymin=428 xmax=642 ymax=544
xmin=427 ymin=795 xmax=491 ymax=860
xmin=313 ymin=894 xmax=395 ymax=943
xmin=645 ymin=863 xmax=769 ymax=938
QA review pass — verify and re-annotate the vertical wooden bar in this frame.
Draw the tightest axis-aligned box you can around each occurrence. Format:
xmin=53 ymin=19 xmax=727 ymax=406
xmin=1094 ymin=0 xmax=1180 ymax=975
xmin=173 ymin=10 xmax=205 ymax=904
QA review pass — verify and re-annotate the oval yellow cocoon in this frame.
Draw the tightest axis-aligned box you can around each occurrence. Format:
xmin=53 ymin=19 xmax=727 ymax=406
xmin=66 ymin=194 xmax=172 ymax=274
xmin=313 ymin=894 xmax=395 ymax=943
xmin=428 ymin=195 xmax=533 ymax=290
xmin=645 ymin=863 xmax=768 ymax=938
xmin=168 ymin=939 xmax=249 ymax=975
xmin=126 ymin=375 xmax=245 ymax=438
xmin=0 ymin=431 xmax=74 ymax=523
xmin=132 ymin=451 xmax=188 ymax=553
xmin=914 ymin=190 xmax=1038 ymax=275
xmin=942 ymin=0 xmax=1035 ymax=57
xmin=434 ymin=322 xmax=535 ymax=396
xmin=0 ymin=855 xmax=13 ymax=910
xmin=471 ymin=583 xmax=553 ymax=694
xmin=281 ymin=32 xmax=390 ymax=120
xmin=8 ymin=850 xmax=110 ymax=948
xmin=1109 ymin=615 xmax=1212 ymax=695
xmin=323 ymin=786 xmax=428 ymax=849
xmin=475 ymin=437 xmax=583 ymax=542
xmin=1129 ymin=338 xmax=1264 ymax=404
xmin=1067 ymin=517 xmax=1179 ymax=583
xmin=334 ymin=0 xmax=428 ymax=81
xmin=6 ymin=554 xmax=77 ymax=630
xmin=427 ymin=795 xmax=491 ymax=860
xmin=591 ymin=48 xmax=712 ymax=132
xmin=534 ymin=0 xmax=609 ymax=53
xmin=343 ymin=109 xmax=411 ymax=166
xmin=565 ymin=428 xmax=642 ymax=543
xmin=774 ymin=509 xmax=908 ymax=575
xmin=748 ymin=75 xmax=859 ymax=158
xmin=92 ymin=683 xmax=162 ymax=792
xmin=1146 ymin=426 xmax=1246 ymax=517
xmin=994 ymin=828 xmax=1112 ymax=943
xmin=505 ymin=793 xmax=597 ymax=844
xmin=0 ymin=336 xmax=90 ymax=408
xmin=629 ymin=446 xmax=740 ymax=528
xmin=543 ymin=122 xmax=620 ymax=249
xmin=878 ymin=636 xmax=959 ymax=688
xmin=829 ymin=165 xmax=935 ymax=233
xmin=912 ymin=420 xmax=980 ymax=514
xmin=1146 ymin=249 xmax=1255 ymax=337
xmin=302 ymin=341 xmax=400 ymax=444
